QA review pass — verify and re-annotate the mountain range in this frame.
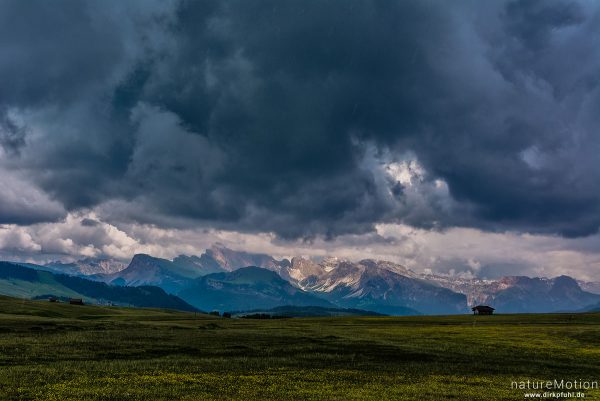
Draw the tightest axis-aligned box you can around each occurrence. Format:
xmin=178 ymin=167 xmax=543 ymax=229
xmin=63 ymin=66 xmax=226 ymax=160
xmin=178 ymin=266 xmax=333 ymax=312
xmin=96 ymin=254 xmax=206 ymax=294
xmin=0 ymin=262 xmax=196 ymax=311
xmin=420 ymin=274 xmax=600 ymax=313
xmin=43 ymin=258 xmax=127 ymax=276
xmin=288 ymin=258 xmax=464 ymax=315
xmin=3 ymin=244 xmax=600 ymax=315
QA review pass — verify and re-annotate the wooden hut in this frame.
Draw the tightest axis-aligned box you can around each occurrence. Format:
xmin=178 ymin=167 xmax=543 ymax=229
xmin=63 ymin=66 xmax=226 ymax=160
xmin=471 ymin=305 xmax=495 ymax=315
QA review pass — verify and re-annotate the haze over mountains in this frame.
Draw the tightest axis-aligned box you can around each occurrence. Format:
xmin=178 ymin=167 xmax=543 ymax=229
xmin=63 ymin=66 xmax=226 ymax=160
xmin=1 ymin=244 xmax=597 ymax=315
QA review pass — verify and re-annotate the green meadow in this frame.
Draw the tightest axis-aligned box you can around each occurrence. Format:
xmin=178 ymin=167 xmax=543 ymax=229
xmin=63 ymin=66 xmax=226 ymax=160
xmin=1 ymin=295 xmax=599 ymax=400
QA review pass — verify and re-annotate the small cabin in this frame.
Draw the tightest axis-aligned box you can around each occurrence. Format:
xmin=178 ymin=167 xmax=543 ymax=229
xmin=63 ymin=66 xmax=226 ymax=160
xmin=69 ymin=298 xmax=84 ymax=305
xmin=472 ymin=305 xmax=495 ymax=315
xmin=48 ymin=296 xmax=58 ymax=303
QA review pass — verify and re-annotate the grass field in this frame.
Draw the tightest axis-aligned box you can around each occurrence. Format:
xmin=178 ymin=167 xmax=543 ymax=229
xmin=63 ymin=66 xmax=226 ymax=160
xmin=1 ymin=295 xmax=599 ymax=400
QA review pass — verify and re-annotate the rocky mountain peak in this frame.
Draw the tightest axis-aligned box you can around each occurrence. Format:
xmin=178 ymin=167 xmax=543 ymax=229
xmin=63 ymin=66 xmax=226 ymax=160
xmin=44 ymin=257 xmax=127 ymax=276
xmin=202 ymin=244 xmax=287 ymax=272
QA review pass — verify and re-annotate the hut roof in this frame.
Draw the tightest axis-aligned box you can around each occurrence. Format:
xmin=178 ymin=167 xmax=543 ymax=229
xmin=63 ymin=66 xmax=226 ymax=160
xmin=471 ymin=305 xmax=495 ymax=311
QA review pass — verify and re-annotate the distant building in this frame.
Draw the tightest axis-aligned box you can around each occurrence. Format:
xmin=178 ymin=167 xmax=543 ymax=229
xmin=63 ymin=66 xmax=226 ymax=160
xmin=472 ymin=305 xmax=495 ymax=315
xmin=69 ymin=298 xmax=84 ymax=305
xmin=48 ymin=296 xmax=58 ymax=303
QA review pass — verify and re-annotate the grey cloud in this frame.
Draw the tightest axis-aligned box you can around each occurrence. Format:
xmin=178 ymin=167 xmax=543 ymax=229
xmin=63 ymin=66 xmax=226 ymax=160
xmin=0 ymin=170 xmax=66 ymax=225
xmin=429 ymin=257 xmax=535 ymax=280
xmin=0 ymin=0 xmax=599 ymax=240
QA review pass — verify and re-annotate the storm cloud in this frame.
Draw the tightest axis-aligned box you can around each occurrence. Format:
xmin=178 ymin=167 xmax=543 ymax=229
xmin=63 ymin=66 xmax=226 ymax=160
xmin=1 ymin=0 xmax=599 ymax=240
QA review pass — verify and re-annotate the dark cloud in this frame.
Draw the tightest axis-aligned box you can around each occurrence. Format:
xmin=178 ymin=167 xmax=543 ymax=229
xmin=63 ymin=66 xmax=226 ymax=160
xmin=0 ymin=0 xmax=599 ymax=238
xmin=0 ymin=1 xmax=127 ymax=107
xmin=0 ymin=109 xmax=27 ymax=155
xmin=80 ymin=218 xmax=100 ymax=227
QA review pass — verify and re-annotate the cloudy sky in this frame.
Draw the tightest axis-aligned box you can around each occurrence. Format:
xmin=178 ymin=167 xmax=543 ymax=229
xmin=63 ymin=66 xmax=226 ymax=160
xmin=1 ymin=0 xmax=599 ymax=279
